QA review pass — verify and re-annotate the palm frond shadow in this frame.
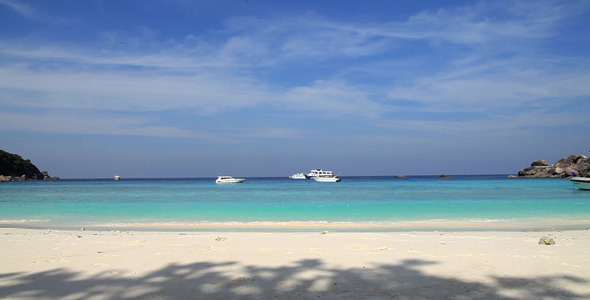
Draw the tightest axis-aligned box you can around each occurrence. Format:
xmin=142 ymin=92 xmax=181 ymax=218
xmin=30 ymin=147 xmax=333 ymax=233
xmin=1 ymin=258 xmax=588 ymax=299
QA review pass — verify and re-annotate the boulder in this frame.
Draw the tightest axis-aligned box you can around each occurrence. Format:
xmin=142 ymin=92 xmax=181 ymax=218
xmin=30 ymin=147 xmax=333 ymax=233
xmin=518 ymin=154 xmax=590 ymax=178
xmin=531 ymin=160 xmax=549 ymax=167
xmin=41 ymin=170 xmax=59 ymax=180
xmin=518 ymin=166 xmax=544 ymax=177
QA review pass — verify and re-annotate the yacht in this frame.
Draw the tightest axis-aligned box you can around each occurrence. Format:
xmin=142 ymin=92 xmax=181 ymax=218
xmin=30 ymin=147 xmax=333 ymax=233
xmin=215 ymin=176 xmax=246 ymax=184
xmin=307 ymin=169 xmax=341 ymax=182
xmin=289 ymin=173 xmax=308 ymax=179
xmin=114 ymin=174 xmax=120 ymax=181
xmin=307 ymin=169 xmax=336 ymax=178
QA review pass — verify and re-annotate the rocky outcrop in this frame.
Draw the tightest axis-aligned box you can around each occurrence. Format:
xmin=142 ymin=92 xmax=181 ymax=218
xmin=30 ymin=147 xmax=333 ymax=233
xmin=0 ymin=149 xmax=59 ymax=182
xmin=518 ymin=154 xmax=590 ymax=178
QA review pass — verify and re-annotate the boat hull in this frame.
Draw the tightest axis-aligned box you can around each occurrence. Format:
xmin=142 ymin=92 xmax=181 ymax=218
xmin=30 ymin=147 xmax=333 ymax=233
xmin=571 ymin=177 xmax=590 ymax=190
xmin=215 ymin=176 xmax=246 ymax=184
xmin=216 ymin=179 xmax=245 ymax=184
xmin=312 ymin=176 xmax=341 ymax=182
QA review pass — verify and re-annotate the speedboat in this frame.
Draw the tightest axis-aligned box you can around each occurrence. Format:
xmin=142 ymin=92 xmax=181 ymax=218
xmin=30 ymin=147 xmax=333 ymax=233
xmin=215 ymin=176 xmax=246 ymax=184
xmin=289 ymin=173 xmax=308 ymax=179
xmin=571 ymin=176 xmax=590 ymax=190
xmin=312 ymin=175 xmax=341 ymax=182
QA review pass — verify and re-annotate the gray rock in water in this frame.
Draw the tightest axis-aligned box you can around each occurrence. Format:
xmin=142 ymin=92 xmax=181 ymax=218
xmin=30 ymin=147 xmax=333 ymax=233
xmin=538 ymin=236 xmax=555 ymax=245
xmin=531 ymin=160 xmax=549 ymax=167
xmin=518 ymin=154 xmax=590 ymax=178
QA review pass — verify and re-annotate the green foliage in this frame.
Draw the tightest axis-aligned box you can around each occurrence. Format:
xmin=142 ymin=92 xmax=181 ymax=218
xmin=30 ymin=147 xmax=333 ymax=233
xmin=0 ymin=150 xmax=43 ymax=179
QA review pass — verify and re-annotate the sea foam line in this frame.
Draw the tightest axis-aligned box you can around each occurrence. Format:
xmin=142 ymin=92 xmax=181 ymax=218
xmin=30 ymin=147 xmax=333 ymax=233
xmin=81 ymin=219 xmax=590 ymax=232
xmin=0 ymin=219 xmax=51 ymax=224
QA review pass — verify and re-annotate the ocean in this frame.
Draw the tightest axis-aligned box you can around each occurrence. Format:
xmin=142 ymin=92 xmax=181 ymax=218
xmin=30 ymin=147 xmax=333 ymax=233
xmin=1 ymin=175 xmax=589 ymax=231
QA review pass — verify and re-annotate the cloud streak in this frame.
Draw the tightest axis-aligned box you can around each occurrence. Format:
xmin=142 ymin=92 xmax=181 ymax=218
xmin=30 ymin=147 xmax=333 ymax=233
xmin=1 ymin=0 xmax=589 ymax=146
xmin=0 ymin=0 xmax=35 ymax=19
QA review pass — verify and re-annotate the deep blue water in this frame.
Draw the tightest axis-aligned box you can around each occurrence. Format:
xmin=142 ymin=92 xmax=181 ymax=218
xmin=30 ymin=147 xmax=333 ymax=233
xmin=1 ymin=175 xmax=589 ymax=231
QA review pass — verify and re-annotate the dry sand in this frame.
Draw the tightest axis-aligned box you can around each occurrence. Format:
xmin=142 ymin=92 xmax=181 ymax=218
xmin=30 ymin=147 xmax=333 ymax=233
xmin=1 ymin=228 xmax=589 ymax=299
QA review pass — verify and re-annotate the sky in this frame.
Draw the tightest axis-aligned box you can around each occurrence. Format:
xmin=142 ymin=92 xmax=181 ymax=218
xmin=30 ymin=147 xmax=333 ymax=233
xmin=1 ymin=0 xmax=589 ymax=178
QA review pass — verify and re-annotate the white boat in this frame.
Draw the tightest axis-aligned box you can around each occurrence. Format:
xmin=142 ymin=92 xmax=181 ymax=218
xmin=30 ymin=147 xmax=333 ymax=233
xmin=289 ymin=173 xmax=308 ymax=179
xmin=307 ymin=169 xmax=336 ymax=178
xmin=215 ymin=176 xmax=246 ymax=184
xmin=114 ymin=174 xmax=120 ymax=181
xmin=307 ymin=169 xmax=341 ymax=182
xmin=312 ymin=175 xmax=341 ymax=182
xmin=571 ymin=176 xmax=590 ymax=190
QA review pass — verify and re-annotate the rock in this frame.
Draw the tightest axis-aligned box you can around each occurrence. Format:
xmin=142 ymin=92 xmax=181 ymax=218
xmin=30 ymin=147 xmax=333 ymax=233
xmin=440 ymin=174 xmax=451 ymax=178
xmin=538 ymin=236 xmax=555 ymax=245
xmin=518 ymin=166 xmax=547 ymax=177
xmin=518 ymin=154 xmax=590 ymax=178
xmin=531 ymin=160 xmax=549 ymax=167
xmin=41 ymin=171 xmax=59 ymax=180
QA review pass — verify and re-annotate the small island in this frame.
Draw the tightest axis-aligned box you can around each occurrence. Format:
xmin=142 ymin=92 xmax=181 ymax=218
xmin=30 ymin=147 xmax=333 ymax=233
xmin=0 ymin=150 xmax=59 ymax=182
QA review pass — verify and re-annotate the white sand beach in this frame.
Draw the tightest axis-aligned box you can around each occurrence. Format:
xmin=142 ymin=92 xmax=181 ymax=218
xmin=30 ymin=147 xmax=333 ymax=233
xmin=1 ymin=228 xmax=589 ymax=299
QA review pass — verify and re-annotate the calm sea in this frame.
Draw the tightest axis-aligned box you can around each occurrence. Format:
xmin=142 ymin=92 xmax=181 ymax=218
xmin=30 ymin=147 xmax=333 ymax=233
xmin=1 ymin=175 xmax=589 ymax=231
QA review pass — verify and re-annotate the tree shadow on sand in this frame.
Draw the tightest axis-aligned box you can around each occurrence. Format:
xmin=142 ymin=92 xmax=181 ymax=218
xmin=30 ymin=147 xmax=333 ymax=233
xmin=1 ymin=259 xmax=588 ymax=299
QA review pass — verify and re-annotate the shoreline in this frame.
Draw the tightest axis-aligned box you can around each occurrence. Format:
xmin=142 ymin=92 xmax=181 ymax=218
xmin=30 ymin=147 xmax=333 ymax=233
xmin=3 ymin=218 xmax=590 ymax=232
xmin=2 ymin=227 xmax=589 ymax=299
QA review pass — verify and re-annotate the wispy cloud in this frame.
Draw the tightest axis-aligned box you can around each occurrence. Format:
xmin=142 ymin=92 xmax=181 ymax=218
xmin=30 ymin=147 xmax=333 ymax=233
xmin=0 ymin=110 xmax=214 ymax=139
xmin=0 ymin=0 xmax=35 ymax=19
xmin=0 ymin=64 xmax=272 ymax=113
xmin=387 ymin=62 xmax=590 ymax=112
xmin=0 ymin=0 xmax=588 ymax=142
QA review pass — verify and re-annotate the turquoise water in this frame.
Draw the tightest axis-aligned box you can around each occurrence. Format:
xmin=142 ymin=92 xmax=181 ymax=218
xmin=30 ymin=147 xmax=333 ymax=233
xmin=1 ymin=175 xmax=589 ymax=231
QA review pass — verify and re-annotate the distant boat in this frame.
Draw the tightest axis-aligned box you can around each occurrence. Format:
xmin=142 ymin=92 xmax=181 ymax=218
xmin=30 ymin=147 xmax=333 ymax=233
xmin=289 ymin=173 xmax=308 ymax=179
xmin=307 ymin=169 xmax=336 ymax=178
xmin=114 ymin=174 xmax=120 ymax=181
xmin=571 ymin=176 xmax=590 ymax=190
xmin=307 ymin=169 xmax=341 ymax=182
xmin=215 ymin=176 xmax=246 ymax=184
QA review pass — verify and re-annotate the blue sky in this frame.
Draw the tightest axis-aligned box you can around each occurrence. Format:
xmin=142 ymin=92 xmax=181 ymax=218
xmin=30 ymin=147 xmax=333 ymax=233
xmin=1 ymin=0 xmax=589 ymax=178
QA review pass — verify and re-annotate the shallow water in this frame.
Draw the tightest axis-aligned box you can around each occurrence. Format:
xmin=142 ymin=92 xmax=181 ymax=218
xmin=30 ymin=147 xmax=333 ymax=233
xmin=1 ymin=175 xmax=589 ymax=231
